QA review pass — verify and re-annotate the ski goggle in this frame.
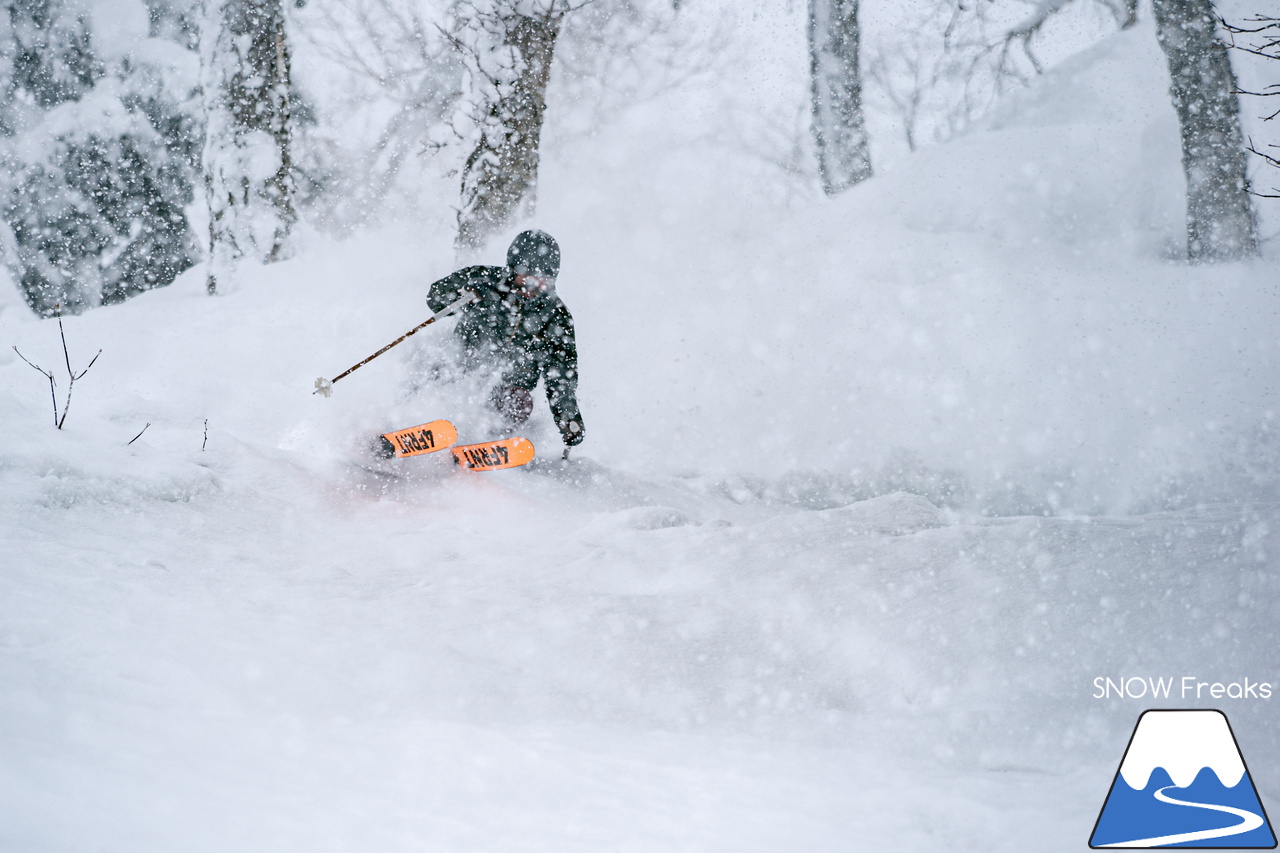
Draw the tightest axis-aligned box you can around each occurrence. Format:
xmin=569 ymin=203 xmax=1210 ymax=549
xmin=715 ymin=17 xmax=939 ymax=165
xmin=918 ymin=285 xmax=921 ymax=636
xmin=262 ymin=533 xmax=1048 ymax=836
xmin=514 ymin=274 xmax=555 ymax=296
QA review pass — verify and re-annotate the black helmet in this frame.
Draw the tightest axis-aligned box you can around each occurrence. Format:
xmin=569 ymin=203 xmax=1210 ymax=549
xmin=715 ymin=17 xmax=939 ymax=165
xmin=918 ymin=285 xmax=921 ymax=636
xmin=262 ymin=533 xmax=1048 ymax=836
xmin=506 ymin=230 xmax=560 ymax=278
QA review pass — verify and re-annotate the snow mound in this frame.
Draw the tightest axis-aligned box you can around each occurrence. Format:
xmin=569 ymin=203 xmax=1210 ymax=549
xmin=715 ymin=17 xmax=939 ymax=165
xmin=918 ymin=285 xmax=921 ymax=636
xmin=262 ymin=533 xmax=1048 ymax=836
xmin=819 ymin=492 xmax=946 ymax=536
xmin=612 ymin=505 xmax=696 ymax=530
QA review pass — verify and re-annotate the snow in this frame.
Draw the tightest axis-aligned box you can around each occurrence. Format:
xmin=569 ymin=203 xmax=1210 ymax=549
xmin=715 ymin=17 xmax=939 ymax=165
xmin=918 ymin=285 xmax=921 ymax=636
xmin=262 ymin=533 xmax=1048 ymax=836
xmin=79 ymin=0 xmax=151 ymax=59
xmin=3 ymin=5 xmax=1280 ymax=852
xmin=13 ymin=82 xmax=144 ymax=162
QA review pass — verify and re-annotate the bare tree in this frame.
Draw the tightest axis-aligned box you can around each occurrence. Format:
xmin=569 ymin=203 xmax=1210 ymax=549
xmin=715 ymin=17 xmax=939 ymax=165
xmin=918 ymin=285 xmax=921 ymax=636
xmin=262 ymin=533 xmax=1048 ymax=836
xmin=867 ymin=0 xmax=1129 ymax=153
xmin=553 ymin=0 xmax=720 ymax=138
xmin=865 ymin=23 xmax=934 ymax=153
xmin=808 ymin=0 xmax=872 ymax=194
xmin=1152 ymin=0 xmax=1257 ymax=261
xmin=291 ymin=0 xmax=461 ymax=226
xmin=202 ymin=0 xmax=297 ymax=294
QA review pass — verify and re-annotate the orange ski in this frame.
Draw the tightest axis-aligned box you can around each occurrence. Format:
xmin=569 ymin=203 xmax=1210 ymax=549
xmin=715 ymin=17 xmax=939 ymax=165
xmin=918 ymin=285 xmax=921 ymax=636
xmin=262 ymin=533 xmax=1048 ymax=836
xmin=451 ymin=437 xmax=536 ymax=471
xmin=379 ymin=419 xmax=458 ymax=459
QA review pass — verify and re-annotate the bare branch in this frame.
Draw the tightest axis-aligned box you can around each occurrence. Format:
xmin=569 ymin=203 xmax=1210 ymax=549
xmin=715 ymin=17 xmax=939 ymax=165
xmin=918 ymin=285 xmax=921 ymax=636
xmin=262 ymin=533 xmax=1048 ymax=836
xmin=1247 ymin=138 xmax=1280 ymax=169
xmin=127 ymin=423 xmax=151 ymax=445
xmin=12 ymin=345 xmax=52 ymax=378
xmin=58 ymin=315 xmax=73 ymax=376
xmin=1224 ymin=44 xmax=1280 ymax=61
xmin=1000 ymin=0 xmax=1074 ymax=75
xmin=1224 ymin=14 xmax=1280 ymax=184
xmin=75 ymin=349 xmax=102 ymax=381
xmin=13 ymin=345 xmax=58 ymax=427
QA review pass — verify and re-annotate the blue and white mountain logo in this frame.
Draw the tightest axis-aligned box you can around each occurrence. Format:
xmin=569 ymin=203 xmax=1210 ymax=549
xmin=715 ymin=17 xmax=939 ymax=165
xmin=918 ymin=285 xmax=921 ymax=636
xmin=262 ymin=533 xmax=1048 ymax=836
xmin=1090 ymin=709 xmax=1276 ymax=848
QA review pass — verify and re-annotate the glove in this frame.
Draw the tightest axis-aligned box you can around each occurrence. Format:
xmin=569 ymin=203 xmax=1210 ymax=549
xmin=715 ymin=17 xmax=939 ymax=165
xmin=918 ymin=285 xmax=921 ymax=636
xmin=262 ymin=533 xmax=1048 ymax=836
xmin=560 ymin=415 xmax=585 ymax=447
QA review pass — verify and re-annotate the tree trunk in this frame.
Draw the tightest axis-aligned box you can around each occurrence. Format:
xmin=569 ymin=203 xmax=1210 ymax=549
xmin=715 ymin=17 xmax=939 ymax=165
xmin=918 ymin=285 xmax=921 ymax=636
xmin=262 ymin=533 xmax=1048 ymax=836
xmin=456 ymin=7 xmax=561 ymax=254
xmin=202 ymin=0 xmax=296 ymax=294
xmin=1152 ymin=0 xmax=1257 ymax=261
xmin=808 ymin=0 xmax=872 ymax=195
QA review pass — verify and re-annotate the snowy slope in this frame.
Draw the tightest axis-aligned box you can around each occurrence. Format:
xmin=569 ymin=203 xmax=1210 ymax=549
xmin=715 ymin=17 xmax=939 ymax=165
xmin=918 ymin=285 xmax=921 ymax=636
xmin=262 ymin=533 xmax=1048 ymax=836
xmin=2 ymin=14 xmax=1279 ymax=853
xmin=540 ymin=20 xmax=1280 ymax=514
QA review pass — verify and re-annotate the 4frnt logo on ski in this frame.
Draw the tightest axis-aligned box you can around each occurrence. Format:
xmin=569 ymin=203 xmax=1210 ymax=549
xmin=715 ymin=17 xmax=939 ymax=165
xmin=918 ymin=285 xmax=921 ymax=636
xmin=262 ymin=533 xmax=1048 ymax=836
xmin=452 ymin=437 xmax=535 ymax=471
xmin=379 ymin=420 xmax=458 ymax=459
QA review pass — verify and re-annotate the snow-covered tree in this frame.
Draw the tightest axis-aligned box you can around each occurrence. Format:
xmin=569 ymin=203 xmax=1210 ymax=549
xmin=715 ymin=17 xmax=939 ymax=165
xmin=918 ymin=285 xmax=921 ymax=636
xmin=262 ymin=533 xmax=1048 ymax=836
xmin=0 ymin=0 xmax=201 ymax=316
xmin=143 ymin=0 xmax=201 ymax=49
xmin=202 ymin=0 xmax=297 ymax=294
xmin=451 ymin=0 xmax=571 ymax=254
xmin=1152 ymin=0 xmax=1257 ymax=261
xmin=808 ymin=0 xmax=871 ymax=195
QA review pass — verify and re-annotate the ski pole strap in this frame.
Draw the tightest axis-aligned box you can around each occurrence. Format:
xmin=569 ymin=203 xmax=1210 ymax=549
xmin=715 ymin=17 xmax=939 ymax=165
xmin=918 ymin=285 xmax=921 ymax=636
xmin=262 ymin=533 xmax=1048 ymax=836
xmin=322 ymin=290 xmax=478 ymax=389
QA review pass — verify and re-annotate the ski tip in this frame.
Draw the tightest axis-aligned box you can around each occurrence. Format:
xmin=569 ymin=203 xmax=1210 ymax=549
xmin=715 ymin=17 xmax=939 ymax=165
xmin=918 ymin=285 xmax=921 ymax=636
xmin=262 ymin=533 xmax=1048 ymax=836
xmin=378 ymin=419 xmax=459 ymax=459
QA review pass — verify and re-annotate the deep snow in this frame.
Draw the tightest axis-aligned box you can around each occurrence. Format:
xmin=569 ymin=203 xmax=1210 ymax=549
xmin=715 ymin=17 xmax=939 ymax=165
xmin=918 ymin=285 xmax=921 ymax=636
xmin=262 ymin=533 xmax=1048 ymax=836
xmin=2 ymin=9 xmax=1279 ymax=853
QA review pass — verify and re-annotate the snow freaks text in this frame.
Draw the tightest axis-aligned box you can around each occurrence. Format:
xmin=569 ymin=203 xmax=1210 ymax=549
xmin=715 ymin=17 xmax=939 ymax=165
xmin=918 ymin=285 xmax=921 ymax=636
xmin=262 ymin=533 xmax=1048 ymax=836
xmin=1093 ymin=677 xmax=1274 ymax=700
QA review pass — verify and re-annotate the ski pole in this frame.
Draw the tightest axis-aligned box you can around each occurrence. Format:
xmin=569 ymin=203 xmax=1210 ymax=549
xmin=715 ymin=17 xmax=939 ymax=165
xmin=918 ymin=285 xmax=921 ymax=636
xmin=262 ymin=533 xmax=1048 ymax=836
xmin=314 ymin=290 xmax=478 ymax=397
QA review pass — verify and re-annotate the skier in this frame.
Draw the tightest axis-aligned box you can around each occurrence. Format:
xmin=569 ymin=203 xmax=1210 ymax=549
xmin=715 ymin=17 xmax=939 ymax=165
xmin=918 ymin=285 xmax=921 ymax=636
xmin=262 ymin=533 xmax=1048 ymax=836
xmin=426 ymin=230 xmax=585 ymax=448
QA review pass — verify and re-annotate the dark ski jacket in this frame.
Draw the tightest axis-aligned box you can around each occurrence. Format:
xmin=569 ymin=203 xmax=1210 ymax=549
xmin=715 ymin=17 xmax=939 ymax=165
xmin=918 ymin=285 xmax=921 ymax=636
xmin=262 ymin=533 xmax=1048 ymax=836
xmin=427 ymin=265 xmax=583 ymax=436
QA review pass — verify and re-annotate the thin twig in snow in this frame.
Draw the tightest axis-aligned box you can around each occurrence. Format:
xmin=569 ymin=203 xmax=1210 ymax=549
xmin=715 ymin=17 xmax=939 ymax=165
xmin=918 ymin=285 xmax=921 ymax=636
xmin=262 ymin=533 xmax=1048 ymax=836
xmin=13 ymin=346 xmax=58 ymax=427
xmin=128 ymin=423 xmax=151 ymax=445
